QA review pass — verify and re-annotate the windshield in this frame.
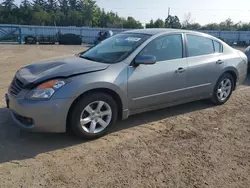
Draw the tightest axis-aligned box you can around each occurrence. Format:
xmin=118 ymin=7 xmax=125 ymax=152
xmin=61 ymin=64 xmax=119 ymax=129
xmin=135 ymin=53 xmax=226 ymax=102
xmin=80 ymin=33 xmax=150 ymax=64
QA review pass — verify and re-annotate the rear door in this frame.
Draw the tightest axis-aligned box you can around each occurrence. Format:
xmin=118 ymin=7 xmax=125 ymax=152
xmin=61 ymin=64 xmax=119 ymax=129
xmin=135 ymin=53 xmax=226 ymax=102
xmin=185 ymin=34 xmax=225 ymax=97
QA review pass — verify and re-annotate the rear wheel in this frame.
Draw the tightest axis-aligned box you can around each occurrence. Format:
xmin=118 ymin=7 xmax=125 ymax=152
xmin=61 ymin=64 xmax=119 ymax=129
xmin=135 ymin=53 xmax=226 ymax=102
xmin=69 ymin=93 xmax=118 ymax=139
xmin=211 ymin=73 xmax=234 ymax=105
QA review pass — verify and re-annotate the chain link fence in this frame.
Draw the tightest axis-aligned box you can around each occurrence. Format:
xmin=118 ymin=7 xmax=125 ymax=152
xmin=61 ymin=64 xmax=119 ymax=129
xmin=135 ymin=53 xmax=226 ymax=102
xmin=1 ymin=24 xmax=250 ymax=46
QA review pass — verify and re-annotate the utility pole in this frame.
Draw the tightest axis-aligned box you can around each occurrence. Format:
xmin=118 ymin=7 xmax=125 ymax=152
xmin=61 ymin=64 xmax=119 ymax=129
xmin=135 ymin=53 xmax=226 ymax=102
xmin=168 ymin=7 xmax=170 ymax=17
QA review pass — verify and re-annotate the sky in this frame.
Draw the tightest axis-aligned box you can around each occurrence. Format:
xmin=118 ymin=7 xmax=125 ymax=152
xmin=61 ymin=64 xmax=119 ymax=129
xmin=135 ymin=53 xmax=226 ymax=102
xmin=96 ymin=0 xmax=250 ymax=25
xmin=9 ymin=0 xmax=250 ymax=25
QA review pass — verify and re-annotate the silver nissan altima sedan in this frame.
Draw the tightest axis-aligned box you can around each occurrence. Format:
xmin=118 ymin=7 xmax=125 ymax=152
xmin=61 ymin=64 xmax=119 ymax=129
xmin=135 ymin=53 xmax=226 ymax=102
xmin=7 ymin=29 xmax=248 ymax=139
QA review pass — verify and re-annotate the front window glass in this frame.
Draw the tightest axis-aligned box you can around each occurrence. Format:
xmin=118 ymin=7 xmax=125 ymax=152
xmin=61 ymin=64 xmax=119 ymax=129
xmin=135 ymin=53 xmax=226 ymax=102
xmin=80 ymin=33 xmax=150 ymax=63
xmin=138 ymin=34 xmax=183 ymax=62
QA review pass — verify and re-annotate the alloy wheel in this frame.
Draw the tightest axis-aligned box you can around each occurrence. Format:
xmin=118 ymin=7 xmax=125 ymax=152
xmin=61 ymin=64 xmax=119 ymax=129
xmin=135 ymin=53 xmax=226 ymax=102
xmin=217 ymin=78 xmax=232 ymax=102
xmin=80 ymin=101 xmax=112 ymax=134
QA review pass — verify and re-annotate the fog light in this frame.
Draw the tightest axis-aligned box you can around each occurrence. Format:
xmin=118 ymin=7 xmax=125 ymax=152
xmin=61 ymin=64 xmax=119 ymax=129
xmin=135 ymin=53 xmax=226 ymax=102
xmin=13 ymin=113 xmax=34 ymax=127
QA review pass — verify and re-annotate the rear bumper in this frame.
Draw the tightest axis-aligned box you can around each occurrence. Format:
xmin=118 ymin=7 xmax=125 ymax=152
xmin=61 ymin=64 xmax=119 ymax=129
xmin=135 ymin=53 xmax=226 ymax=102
xmin=8 ymin=94 xmax=74 ymax=133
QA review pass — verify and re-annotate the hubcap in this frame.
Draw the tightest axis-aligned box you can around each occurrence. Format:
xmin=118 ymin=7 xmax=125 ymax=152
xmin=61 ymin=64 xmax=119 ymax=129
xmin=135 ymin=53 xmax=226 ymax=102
xmin=217 ymin=78 xmax=232 ymax=102
xmin=80 ymin=101 xmax=112 ymax=134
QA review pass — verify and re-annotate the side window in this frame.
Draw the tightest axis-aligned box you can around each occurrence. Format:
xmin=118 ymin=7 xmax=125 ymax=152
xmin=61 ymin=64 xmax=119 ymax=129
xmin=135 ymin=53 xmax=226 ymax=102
xmin=187 ymin=35 xmax=214 ymax=57
xmin=213 ymin=40 xmax=222 ymax=53
xmin=139 ymin=34 xmax=183 ymax=62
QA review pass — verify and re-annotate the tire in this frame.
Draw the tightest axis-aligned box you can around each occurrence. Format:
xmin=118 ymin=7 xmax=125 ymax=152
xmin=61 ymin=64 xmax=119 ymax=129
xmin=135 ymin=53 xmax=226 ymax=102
xmin=211 ymin=73 xmax=234 ymax=105
xmin=69 ymin=92 xmax=118 ymax=139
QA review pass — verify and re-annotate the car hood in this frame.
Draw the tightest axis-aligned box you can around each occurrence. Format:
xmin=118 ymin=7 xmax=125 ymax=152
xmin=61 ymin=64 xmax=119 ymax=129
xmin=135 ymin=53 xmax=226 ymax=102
xmin=16 ymin=56 xmax=109 ymax=88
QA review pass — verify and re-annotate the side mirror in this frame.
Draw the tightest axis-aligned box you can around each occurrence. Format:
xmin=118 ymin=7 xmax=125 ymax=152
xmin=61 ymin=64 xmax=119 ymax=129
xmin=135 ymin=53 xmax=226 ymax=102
xmin=134 ymin=55 xmax=156 ymax=65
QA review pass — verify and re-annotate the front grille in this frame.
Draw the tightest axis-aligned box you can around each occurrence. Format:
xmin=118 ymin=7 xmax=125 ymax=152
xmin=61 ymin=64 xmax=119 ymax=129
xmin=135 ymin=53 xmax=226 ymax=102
xmin=10 ymin=77 xmax=24 ymax=96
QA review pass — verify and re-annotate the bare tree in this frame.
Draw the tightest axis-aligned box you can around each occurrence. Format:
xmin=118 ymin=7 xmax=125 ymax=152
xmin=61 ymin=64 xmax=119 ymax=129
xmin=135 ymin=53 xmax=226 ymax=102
xmin=182 ymin=12 xmax=193 ymax=28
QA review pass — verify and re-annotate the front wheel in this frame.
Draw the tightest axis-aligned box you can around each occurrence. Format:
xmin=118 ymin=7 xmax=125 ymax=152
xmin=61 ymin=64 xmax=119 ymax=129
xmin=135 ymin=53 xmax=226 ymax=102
xmin=69 ymin=93 xmax=118 ymax=139
xmin=211 ymin=73 xmax=234 ymax=105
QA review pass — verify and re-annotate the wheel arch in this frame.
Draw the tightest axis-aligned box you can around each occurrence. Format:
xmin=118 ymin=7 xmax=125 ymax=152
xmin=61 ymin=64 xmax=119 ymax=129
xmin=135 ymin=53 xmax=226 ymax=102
xmin=66 ymin=87 xmax=125 ymax=132
xmin=222 ymin=67 xmax=239 ymax=90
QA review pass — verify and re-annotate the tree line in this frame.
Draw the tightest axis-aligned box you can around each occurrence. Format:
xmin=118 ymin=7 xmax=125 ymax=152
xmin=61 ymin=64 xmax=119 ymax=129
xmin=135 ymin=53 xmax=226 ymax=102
xmin=0 ymin=0 xmax=143 ymax=28
xmin=1 ymin=0 xmax=250 ymax=31
xmin=146 ymin=15 xmax=250 ymax=31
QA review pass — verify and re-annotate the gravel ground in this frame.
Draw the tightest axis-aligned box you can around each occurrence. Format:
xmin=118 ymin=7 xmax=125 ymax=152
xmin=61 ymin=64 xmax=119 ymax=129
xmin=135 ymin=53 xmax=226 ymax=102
xmin=0 ymin=45 xmax=250 ymax=188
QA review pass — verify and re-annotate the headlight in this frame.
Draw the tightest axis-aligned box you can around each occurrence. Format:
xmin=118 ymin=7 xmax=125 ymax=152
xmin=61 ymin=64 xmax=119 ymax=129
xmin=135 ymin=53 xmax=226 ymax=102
xmin=28 ymin=79 xmax=66 ymax=99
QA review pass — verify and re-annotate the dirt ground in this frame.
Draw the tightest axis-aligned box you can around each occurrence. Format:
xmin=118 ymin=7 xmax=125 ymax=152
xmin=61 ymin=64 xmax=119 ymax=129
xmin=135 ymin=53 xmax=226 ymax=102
xmin=0 ymin=45 xmax=250 ymax=188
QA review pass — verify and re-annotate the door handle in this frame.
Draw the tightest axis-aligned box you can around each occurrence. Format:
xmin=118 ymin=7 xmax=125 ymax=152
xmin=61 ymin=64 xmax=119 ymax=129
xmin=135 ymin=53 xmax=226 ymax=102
xmin=175 ymin=67 xmax=186 ymax=73
xmin=216 ymin=60 xmax=224 ymax=64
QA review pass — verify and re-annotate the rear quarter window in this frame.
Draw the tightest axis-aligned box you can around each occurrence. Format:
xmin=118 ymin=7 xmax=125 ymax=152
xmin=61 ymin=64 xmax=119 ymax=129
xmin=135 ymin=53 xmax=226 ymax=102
xmin=213 ymin=40 xmax=223 ymax=53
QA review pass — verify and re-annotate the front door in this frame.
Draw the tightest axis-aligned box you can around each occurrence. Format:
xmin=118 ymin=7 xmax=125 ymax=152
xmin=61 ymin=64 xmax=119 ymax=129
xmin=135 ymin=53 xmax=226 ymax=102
xmin=128 ymin=34 xmax=188 ymax=111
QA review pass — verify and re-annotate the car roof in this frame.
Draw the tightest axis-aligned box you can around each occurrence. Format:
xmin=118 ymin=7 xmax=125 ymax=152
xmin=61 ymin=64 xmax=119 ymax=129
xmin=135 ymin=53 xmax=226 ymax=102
xmin=124 ymin=28 xmax=208 ymax=36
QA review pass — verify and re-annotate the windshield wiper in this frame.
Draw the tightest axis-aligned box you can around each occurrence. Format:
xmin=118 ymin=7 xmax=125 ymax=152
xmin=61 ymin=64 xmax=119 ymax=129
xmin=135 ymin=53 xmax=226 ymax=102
xmin=80 ymin=55 xmax=97 ymax=61
xmin=80 ymin=55 xmax=112 ymax=64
